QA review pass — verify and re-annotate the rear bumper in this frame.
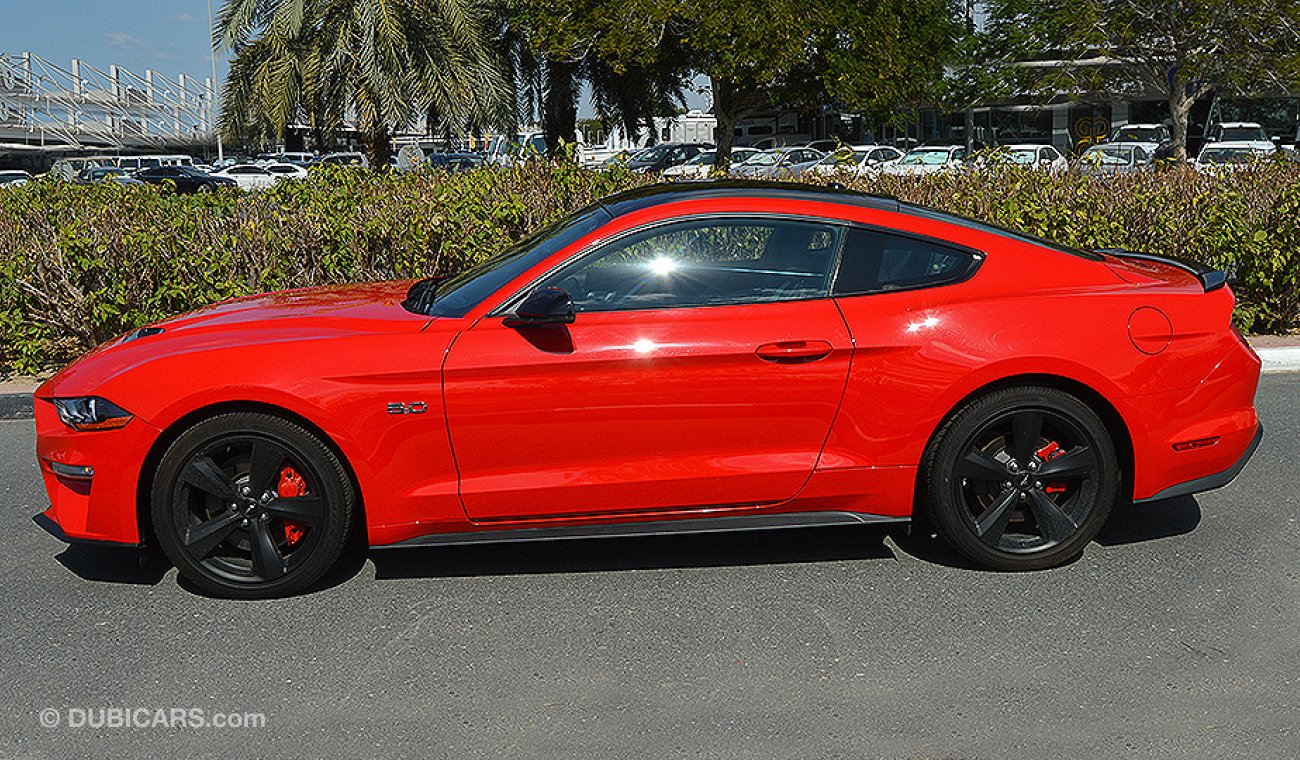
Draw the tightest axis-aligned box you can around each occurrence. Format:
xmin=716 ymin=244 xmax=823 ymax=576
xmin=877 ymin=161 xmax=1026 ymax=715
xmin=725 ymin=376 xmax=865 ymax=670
xmin=1133 ymin=423 xmax=1263 ymax=503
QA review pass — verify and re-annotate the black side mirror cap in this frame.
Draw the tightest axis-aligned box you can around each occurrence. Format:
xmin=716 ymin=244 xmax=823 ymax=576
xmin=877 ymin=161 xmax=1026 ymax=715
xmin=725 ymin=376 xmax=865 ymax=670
xmin=504 ymin=287 xmax=575 ymax=328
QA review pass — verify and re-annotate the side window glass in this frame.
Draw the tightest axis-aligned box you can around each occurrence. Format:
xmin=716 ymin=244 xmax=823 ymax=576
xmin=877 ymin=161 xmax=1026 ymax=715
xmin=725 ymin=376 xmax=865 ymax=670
xmin=539 ymin=218 xmax=842 ymax=312
xmin=833 ymin=228 xmax=976 ymax=296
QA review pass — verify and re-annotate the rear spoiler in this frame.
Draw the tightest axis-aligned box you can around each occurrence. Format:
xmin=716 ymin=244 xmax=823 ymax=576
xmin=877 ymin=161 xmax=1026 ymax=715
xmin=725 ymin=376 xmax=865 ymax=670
xmin=1095 ymin=248 xmax=1232 ymax=292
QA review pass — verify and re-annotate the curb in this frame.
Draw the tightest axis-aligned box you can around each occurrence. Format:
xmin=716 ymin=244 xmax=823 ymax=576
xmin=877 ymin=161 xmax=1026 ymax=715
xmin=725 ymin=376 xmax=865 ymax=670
xmin=1257 ymin=347 xmax=1300 ymax=375
xmin=0 ymin=393 xmax=34 ymax=420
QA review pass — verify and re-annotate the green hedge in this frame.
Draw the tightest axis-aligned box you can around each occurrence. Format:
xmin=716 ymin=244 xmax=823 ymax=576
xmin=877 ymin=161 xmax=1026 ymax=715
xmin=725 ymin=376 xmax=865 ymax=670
xmin=1 ymin=161 xmax=1297 ymax=375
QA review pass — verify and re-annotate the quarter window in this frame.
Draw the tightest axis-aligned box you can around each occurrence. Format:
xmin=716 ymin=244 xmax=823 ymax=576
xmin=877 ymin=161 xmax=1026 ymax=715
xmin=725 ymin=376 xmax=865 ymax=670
xmin=539 ymin=218 xmax=843 ymax=312
xmin=833 ymin=228 xmax=976 ymax=295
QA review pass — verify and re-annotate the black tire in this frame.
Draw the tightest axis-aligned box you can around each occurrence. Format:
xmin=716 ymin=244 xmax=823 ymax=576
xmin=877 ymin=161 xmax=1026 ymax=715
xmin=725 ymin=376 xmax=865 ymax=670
xmin=196 ymin=183 xmax=214 ymax=194
xmin=151 ymin=413 xmax=354 ymax=598
xmin=923 ymin=386 xmax=1118 ymax=570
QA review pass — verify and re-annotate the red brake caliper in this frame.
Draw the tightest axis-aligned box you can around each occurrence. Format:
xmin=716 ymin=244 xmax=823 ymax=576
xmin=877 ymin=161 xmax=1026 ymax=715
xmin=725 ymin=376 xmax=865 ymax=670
xmin=276 ymin=466 xmax=308 ymax=547
xmin=1034 ymin=441 xmax=1068 ymax=494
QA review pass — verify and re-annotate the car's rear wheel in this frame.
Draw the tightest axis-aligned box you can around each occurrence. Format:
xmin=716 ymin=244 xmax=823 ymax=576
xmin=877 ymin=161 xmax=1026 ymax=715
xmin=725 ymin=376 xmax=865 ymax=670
xmin=196 ymin=183 xmax=214 ymax=194
xmin=151 ymin=413 xmax=353 ymax=598
xmin=923 ymin=386 xmax=1117 ymax=570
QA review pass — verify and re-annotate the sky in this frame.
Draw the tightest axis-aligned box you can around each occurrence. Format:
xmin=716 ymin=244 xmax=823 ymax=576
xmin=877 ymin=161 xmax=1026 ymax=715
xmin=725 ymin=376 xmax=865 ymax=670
xmin=1 ymin=1 xmax=229 ymax=85
xmin=0 ymin=1 xmax=708 ymax=120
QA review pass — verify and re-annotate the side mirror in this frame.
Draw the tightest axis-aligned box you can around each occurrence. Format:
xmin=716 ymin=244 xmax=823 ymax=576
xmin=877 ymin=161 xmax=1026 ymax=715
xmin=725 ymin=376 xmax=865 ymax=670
xmin=504 ymin=287 xmax=575 ymax=328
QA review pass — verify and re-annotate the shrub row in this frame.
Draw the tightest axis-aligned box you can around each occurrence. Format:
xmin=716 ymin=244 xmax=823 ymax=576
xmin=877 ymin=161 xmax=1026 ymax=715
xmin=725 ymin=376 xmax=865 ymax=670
xmin=1 ymin=161 xmax=1297 ymax=375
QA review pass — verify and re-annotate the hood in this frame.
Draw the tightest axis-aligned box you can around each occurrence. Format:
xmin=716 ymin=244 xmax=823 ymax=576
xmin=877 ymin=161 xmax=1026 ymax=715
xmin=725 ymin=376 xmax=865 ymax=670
xmin=152 ymin=280 xmax=424 ymax=333
xmin=43 ymin=281 xmax=431 ymax=396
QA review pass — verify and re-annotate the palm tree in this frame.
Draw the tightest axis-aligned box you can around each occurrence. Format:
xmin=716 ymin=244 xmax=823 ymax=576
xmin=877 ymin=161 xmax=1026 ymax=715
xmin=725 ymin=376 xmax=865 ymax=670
xmin=215 ymin=0 xmax=509 ymax=166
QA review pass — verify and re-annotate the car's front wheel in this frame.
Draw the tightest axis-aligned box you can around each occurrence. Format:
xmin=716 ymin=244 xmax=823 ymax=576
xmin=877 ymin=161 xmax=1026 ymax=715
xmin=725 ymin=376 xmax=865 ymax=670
xmin=923 ymin=386 xmax=1118 ymax=570
xmin=151 ymin=413 xmax=354 ymax=598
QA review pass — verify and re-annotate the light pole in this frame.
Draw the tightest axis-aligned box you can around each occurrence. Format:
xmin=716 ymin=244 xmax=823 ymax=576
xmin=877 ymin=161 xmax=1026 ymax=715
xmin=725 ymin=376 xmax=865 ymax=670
xmin=207 ymin=0 xmax=224 ymax=162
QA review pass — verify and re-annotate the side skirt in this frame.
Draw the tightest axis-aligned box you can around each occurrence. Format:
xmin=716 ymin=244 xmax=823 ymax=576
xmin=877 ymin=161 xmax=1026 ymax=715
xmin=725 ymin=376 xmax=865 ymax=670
xmin=373 ymin=511 xmax=910 ymax=549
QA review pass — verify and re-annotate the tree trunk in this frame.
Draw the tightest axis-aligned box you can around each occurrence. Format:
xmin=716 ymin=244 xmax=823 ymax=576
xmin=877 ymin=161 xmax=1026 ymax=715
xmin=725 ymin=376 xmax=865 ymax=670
xmin=542 ymin=58 xmax=579 ymax=161
xmin=1168 ymin=81 xmax=1192 ymax=162
xmin=712 ymin=76 xmax=739 ymax=173
xmin=361 ymin=123 xmax=393 ymax=170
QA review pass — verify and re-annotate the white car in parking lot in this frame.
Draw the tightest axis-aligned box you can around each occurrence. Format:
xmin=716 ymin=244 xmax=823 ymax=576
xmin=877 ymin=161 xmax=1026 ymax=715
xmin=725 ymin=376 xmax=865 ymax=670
xmin=978 ymin=143 xmax=1068 ymax=171
xmin=212 ymin=164 xmax=277 ymax=190
xmin=0 ymin=169 xmax=32 ymax=187
xmin=730 ymin=147 xmax=826 ymax=179
xmin=808 ymin=145 xmax=904 ymax=176
xmin=1194 ymin=141 xmax=1275 ymax=173
xmin=880 ymin=145 xmax=968 ymax=175
xmin=264 ymin=162 xmax=310 ymax=181
xmin=1204 ymin=122 xmax=1276 ymax=154
xmin=662 ymin=148 xmax=761 ymax=178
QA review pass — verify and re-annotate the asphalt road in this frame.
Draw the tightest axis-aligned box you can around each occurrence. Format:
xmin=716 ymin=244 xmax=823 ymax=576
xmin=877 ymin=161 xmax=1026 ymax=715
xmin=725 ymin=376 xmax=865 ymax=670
xmin=1 ymin=377 xmax=1297 ymax=759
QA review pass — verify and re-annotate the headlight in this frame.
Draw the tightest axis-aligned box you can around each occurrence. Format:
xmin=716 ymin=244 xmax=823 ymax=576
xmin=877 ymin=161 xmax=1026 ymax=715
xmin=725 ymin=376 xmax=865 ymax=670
xmin=50 ymin=397 xmax=134 ymax=431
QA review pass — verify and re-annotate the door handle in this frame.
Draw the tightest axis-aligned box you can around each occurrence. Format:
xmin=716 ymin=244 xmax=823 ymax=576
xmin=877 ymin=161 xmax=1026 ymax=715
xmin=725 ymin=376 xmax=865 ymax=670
xmin=755 ymin=340 xmax=834 ymax=363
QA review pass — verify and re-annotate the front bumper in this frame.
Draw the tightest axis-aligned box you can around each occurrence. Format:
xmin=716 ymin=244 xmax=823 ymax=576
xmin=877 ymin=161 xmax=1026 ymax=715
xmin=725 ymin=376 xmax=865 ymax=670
xmin=34 ymin=396 xmax=160 ymax=546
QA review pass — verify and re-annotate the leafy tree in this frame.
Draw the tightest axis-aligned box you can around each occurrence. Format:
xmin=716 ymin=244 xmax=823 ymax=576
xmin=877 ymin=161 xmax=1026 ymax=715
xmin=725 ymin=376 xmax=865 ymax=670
xmin=215 ymin=0 xmax=509 ymax=167
xmin=525 ymin=0 xmax=957 ymax=167
xmin=982 ymin=0 xmax=1300 ymax=159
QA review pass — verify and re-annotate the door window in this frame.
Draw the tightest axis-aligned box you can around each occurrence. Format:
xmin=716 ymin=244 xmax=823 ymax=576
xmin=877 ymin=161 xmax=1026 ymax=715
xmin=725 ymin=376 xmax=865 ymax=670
xmin=537 ymin=218 xmax=842 ymax=312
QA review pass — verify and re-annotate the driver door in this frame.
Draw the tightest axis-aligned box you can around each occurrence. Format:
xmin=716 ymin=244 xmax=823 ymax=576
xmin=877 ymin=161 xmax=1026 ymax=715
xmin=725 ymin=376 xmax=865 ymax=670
xmin=443 ymin=216 xmax=853 ymax=521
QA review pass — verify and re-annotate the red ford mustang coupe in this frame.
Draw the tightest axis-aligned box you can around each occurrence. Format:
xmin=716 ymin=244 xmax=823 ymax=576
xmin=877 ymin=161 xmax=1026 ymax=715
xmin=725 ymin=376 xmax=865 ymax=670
xmin=34 ymin=182 xmax=1262 ymax=597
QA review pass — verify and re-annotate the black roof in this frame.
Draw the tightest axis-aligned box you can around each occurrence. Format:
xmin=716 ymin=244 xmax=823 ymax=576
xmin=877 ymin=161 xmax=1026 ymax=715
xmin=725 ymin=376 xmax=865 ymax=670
xmin=598 ymin=180 xmax=901 ymax=218
xmin=596 ymin=180 xmax=1104 ymax=262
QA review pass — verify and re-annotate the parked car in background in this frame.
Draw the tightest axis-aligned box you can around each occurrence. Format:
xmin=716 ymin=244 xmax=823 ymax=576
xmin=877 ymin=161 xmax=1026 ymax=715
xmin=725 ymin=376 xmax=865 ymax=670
xmin=804 ymin=139 xmax=842 ymax=154
xmin=731 ymin=147 xmax=826 ymax=178
xmin=0 ymin=169 xmax=32 ymax=187
xmin=1106 ymin=123 xmax=1175 ymax=164
xmin=263 ymin=163 xmax=310 ymax=182
xmin=135 ymin=165 xmax=237 ymax=193
xmin=881 ymin=145 xmax=968 ymax=175
xmin=258 ymin=152 xmax=316 ymax=166
xmin=1078 ymin=143 xmax=1155 ymax=175
xmin=809 ymin=145 xmax=904 ymax=176
xmin=319 ymin=152 xmax=369 ymax=168
xmin=1194 ymin=142 xmax=1275 ymax=173
xmin=427 ymin=152 xmax=485 ymax=172
xmin=662 ymin=148 xmax=761 ymax=178
xmin=76 ymin=166 xmax=144 ymax=186
xmin=625 ymin=143 xmax=712 ymax=173
xmin=978 ymin=144 xmax=1068 ymax=172
xmin=213 ymin=164 xmax=277 ymax=190
xmin=1204 ymin=122 xmax=1274 ymax=151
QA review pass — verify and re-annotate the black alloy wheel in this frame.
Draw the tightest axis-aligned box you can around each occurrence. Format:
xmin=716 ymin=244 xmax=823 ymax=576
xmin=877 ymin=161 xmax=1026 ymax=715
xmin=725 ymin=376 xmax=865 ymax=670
xmin=924 ymin=386 xmax=1118 ymax=570
xmin=152 ymin=413 xmax=353 ymax=598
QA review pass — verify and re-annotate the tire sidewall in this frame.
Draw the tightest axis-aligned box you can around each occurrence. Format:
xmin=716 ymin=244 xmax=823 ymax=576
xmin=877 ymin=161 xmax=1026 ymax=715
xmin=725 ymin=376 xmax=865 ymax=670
xmin=150 ymin=413 xmax=353 ymax=598
xmin=925 ymin=386 xmax=1118 ymax=571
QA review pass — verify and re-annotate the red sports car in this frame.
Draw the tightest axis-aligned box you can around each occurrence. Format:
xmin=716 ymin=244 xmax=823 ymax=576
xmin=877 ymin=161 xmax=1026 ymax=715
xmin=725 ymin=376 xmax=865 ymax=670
xmin=34 ymin=182 xmax=1263 ymax=597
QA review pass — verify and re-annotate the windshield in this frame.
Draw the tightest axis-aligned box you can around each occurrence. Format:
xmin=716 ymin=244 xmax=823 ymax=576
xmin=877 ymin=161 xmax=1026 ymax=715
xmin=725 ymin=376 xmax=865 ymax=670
xmin=1003 ymin=149 xmax=1037 ymax=165
xmin=631 ymin=145 xmax=672 ymax=163
xmin=683 ymin=150 xmax=716 ymax=166
xmin=899 ymin=149 xmax=954 ymax=165
xmin=1113 ymin=127 xmax=1162 ymax=142
xmin=413 ymin=204 xmax=612 ymax=318
xmin=819 ymin=149 xmax=864 ymax=166
xmin=177 ymin=166 xmax=210 ymax=176
xmin=747 ymin=152 xmax=782 ymax=166
xmin=1218 ymin=126 xmax=1268 ymax=142
xmin=1083 ymin=146 xmax=1132 ymax=165
xmin=1199 ymin=148 xmax=1256 ymax=164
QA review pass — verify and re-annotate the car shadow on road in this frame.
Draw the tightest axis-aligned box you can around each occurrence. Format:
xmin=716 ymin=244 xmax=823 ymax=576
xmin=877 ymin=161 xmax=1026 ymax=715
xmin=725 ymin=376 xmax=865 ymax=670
xmin=54 ymin=544 xmax=170 ymax=586
xmin=370 ymin=524 xmax=897 ymax=579
xmin=887 ymin=495 xmax=1203 ymax=570
xmin=1093 ymin=495 xmax=1201 ymax=546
